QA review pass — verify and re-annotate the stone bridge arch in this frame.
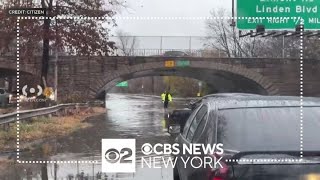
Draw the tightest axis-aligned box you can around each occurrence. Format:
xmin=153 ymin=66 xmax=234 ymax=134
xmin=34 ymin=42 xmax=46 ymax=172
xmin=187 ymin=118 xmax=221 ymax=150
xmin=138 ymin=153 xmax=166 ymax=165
xmin=3 ymin=55 xmax=320 ymax=100
xmin=89 ymin=60 xmax=279 ymax=98
xmin=0 ymin=56 xmax=37 ymax=76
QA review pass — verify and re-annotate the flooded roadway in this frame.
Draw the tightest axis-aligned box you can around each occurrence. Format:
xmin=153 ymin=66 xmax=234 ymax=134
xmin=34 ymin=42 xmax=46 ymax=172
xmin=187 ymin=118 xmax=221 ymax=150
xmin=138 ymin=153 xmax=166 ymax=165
xmin=0 ymin=93 xmax=191 ymax=179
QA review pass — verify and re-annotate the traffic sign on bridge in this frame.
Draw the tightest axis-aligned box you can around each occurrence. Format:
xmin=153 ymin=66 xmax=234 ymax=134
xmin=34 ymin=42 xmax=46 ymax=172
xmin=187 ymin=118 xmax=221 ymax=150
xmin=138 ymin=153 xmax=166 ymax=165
xmin=237 ymin=0 xmax=320 ymax=30
xmin=176 ymin=60 xmax=190 ymax=67
xmin=164 ymin=60 xmax=175 ymax=68
xmin=165 ymin=60 xmax=190 ymax=68
xmin=116 ymin=81 xmax=128 ymax=87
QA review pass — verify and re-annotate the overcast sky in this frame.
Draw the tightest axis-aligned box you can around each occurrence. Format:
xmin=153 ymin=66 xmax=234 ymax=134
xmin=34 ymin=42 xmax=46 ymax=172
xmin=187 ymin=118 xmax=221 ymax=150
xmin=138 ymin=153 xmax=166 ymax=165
xmin=109 ymin=0 xmax=232 ymax=49
xmin=113 ymin=0 xmax=232 ymax=36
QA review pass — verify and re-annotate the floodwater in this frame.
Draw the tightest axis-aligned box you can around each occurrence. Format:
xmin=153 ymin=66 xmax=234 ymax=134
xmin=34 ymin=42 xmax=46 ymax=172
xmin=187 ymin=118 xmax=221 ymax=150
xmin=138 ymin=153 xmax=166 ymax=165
xmin=0 ymin=94 xmax=191 ymax=180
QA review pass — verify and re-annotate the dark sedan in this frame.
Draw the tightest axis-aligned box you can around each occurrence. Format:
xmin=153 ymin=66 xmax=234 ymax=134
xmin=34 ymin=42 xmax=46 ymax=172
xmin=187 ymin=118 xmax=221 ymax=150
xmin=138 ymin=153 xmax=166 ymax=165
xmin=163 ymin=51 xmax=189 ymax=57
xmin=173 ymin=95 xmax=320 ymax=180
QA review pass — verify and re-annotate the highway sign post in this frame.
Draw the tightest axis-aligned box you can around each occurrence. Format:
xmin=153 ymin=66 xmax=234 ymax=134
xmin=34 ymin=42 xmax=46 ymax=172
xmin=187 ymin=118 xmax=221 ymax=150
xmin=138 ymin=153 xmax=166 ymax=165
xmin=237 ymin=0 xmax=320 ymax=30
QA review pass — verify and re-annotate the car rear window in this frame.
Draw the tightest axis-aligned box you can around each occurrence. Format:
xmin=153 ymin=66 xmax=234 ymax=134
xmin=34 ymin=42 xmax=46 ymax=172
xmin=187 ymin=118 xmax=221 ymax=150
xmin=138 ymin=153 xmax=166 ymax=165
xmin=217 ymin=107 xmax=320 ymax=152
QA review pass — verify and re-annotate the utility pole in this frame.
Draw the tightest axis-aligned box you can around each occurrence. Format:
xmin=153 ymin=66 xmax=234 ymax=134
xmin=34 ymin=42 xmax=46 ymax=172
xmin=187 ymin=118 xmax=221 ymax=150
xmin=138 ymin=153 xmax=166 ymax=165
xmin=54 ymin=46 xmax=58 ymax=102
xmin=231 ymin=0 xmax=237 ymax=56
xmin=231 ymin=0 xmax=236 ymax=27
xmin=189 ymin=36 xmax=192 ymax=52
xmin=160 ymin=36 xmax=163 ymax=54
xmin=282 ymin=35 xmax=285 ymax=58
xmin=54 ymin=2 xmax=58 ymax=102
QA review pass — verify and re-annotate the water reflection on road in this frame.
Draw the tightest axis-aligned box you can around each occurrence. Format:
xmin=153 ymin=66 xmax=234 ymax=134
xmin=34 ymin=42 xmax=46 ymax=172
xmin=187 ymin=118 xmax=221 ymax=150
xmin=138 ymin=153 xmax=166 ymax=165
xmin=1 ymin=93 xmax=190 ymax=179
xmin=104 ymin=94 xmax=188 ymax=156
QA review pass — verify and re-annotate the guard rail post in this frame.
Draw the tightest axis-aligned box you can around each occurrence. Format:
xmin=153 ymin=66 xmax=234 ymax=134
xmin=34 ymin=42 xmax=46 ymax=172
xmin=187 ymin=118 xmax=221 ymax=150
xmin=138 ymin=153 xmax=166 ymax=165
xmin=75 ymin=103 xmax=80 ymax=114
xmin=2 ymin=123 xmax=8 ymax=131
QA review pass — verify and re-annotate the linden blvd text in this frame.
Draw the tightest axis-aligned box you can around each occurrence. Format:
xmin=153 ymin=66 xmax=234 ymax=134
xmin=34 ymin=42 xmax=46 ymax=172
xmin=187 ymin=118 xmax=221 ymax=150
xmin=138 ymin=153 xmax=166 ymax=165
xmin=256 ymin=5 xmax=318 ymax=14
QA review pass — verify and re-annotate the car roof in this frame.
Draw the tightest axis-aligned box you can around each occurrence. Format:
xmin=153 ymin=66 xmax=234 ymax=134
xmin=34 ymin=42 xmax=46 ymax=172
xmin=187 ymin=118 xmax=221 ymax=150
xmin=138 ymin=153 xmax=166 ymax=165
xmin=191 ymin=93 xmax=261 ymax=105
xmin=163 ymin=51 xmax=187 ymax=54
xmin=203 ymin=95 xmax=320 ymax=109
xmin=172 ymin=108 xmax=192 ymax=112
xmin=202 ymin=93 xmax=261 ymax=98
xmin=164 ymin=50 xmax=185 ymax=52
xmin=202 ymin=95 xmax=320 ymax=109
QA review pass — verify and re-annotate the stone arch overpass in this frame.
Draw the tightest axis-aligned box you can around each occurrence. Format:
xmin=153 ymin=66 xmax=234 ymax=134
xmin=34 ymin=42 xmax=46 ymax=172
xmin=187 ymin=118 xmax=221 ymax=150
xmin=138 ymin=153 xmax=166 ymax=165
xmin=0 ymin=56 xmax=38 ymax=77
xmin=1 ymin=56 xmax=320 ymax=100
xmin=53 ymin=56 xmax=320 ymax=100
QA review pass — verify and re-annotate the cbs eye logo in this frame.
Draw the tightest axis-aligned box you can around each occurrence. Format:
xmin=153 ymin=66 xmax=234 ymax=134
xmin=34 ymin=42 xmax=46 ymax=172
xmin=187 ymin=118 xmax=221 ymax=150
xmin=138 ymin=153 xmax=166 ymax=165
xmin=105 ymin=148 xmax=133 ymax=164
xmin=22 ymin=85 xmax=43 ymax=97
xmin=102 ymin=139 xmax=136 ymax=173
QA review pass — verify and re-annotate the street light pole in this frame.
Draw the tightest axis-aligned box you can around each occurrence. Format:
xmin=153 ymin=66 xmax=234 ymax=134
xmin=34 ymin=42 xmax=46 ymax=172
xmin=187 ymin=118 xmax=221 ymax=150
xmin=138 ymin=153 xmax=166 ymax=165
xmin=232 ymin=0 xmax=235 ymax=27
xmin=54 ymin=46 xmax=58 ymax=102
xmin=231 ymin=0 xmax=237 ymax=56
xmin=160 ymin=36 xmax=163 ymax=54
xmin=189 ymin=36 xmax=192 ymax=52
xmin=282 ymin=35 xmax=285 ymax=58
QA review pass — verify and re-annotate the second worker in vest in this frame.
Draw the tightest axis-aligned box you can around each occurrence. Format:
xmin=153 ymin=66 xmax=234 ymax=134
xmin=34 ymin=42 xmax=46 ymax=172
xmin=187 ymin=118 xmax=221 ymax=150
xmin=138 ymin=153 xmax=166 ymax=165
xmin=161 ymin=91 xmax=172 ymax=109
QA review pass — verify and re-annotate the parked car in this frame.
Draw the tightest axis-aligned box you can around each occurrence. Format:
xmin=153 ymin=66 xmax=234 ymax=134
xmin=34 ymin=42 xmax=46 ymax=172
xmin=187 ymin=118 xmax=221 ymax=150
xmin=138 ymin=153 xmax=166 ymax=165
xmin=163 ymin=51 xmax=189 ymax=57
xmin=173 ymin=95 xmax=320 ymax=180
xmin=188 ymin=93 xmax=262 ymax=110
xmin=167 ymin=108 xmax=193 ymax=134
xmin=167 ymin=93 xmax=261 ymax=134
xmin=0 ymin=88 xmax=10 ymax=107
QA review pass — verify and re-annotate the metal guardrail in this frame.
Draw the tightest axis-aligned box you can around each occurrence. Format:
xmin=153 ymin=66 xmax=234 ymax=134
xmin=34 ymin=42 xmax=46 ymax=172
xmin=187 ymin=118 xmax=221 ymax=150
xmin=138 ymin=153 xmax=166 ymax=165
xmin=0 ymin=102 xmax=104 ymax=125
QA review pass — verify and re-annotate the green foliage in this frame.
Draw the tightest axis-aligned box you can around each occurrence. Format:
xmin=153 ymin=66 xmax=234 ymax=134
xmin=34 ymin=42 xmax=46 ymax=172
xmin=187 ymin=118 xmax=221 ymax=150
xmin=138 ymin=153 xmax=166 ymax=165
xmin=1 ymin=0 xmax=124 ymax=56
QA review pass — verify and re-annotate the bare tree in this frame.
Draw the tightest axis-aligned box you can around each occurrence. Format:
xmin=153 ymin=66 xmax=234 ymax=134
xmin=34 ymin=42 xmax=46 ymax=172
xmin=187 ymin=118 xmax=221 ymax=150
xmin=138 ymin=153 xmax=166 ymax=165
xmin=304 ymin=38 xmax=320 ymax=60
xmin=115 ymin=30 xmax=139 ymax=56
xmin=204 ymin=9 xmax=304 ymax=59
xmin=205 ymin=9 xmax=280 ymax=58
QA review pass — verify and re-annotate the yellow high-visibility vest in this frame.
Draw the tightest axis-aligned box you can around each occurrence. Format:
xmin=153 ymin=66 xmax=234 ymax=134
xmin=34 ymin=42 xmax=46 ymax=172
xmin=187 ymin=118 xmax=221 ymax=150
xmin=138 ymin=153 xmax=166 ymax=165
xmin=161 ymin=93 xmax=166 ymax=101
xmin=161 ymin=93 xmax=172 ymax=102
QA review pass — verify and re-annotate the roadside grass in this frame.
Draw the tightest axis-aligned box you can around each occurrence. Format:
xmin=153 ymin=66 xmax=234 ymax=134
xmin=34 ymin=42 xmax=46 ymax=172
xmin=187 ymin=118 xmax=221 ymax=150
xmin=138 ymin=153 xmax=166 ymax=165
xmin=0 ymin=107 xmax=106 ymax=151
xmin=20 ymin=116 xmax=89 ymax=141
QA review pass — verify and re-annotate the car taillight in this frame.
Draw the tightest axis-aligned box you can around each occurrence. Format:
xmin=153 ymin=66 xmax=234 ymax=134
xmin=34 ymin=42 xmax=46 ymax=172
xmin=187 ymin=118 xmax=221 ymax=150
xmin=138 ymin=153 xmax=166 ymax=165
xmin=210 ymin=167 xmax=229 ymax=180
xmin=208 ymin=154 xmax=229 ymax=180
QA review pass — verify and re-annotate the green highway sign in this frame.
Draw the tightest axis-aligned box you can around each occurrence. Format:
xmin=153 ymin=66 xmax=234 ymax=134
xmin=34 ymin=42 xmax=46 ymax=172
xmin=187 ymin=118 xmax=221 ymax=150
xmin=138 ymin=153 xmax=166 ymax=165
xmin=177 ymin=60 xmax=190 ymax=67
xmin=116 ymin=81 xmax=128 ymax=87
xmin=237 ymin=0 xmax=320 ymax=30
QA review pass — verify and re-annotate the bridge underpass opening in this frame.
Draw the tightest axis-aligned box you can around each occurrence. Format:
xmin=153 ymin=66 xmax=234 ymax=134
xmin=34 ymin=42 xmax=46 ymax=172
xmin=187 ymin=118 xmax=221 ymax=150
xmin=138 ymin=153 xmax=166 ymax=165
xmin=0 ymin=68 xmax=19 ymax=78
xmin=98 ymin=67 xmax=270 ymax=99
xmin=0 ymin=68 xmax=27 ymax=92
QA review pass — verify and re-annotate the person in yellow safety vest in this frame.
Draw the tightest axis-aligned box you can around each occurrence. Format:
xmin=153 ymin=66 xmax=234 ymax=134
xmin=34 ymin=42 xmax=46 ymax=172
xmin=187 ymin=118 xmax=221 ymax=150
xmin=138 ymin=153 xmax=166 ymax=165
xmin=161 ymin=91 xmax=172 ymax=109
